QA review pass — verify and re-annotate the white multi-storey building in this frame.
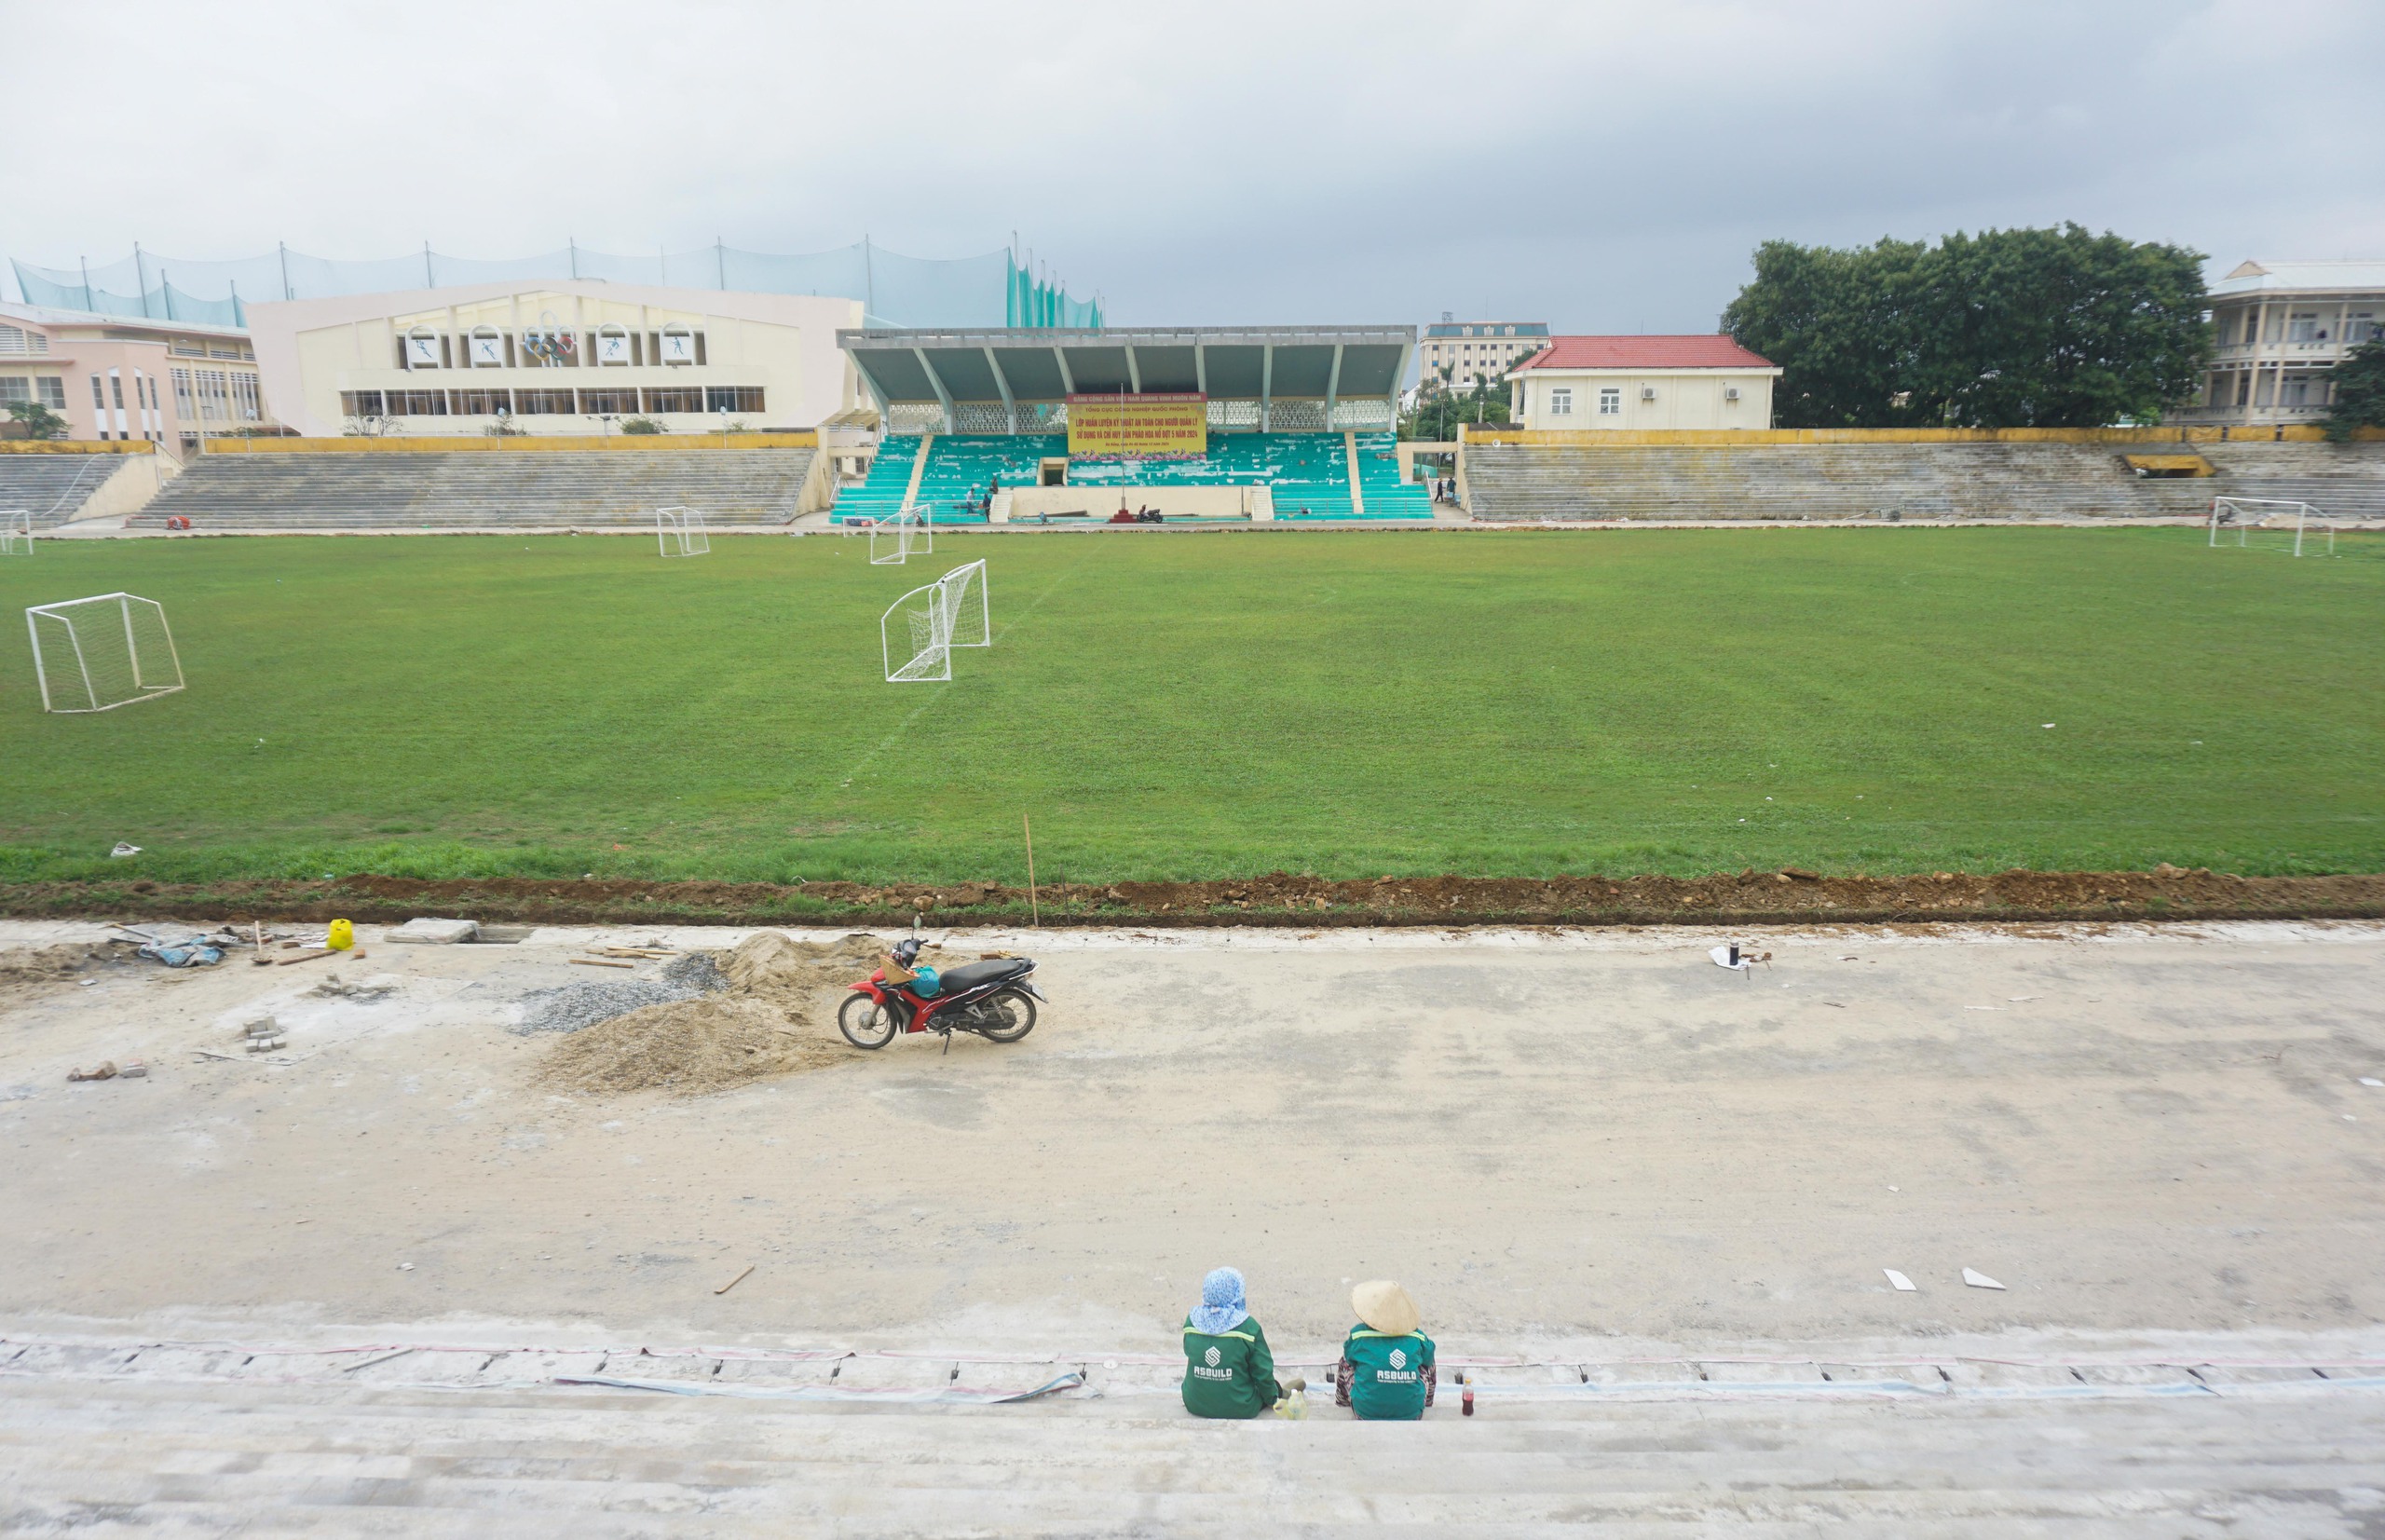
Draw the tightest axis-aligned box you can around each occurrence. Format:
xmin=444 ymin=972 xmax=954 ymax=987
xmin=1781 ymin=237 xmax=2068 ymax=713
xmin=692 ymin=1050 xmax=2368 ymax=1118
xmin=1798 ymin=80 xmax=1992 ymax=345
xmin=2183 ymin=260 xmax=2385 ymax=428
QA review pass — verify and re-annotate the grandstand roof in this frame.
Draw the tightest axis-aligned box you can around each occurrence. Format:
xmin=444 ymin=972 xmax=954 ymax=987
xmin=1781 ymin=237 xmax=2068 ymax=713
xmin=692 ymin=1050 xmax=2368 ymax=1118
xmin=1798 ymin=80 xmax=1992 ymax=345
xmin=1510 ymin=335 xmax=1778 ymax=372
xmin=2215 ymin=260 xmax=2385 ymax=296
xmin=838 ymin=325 xmax=1414 ymax=405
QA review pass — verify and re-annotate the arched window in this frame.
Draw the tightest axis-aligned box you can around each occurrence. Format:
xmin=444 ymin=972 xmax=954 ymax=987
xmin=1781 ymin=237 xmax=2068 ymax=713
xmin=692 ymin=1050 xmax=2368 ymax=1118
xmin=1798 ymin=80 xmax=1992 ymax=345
xmin=468 ymin=326 xmax=505 ymax=367
xmin=402 ymin=325 xmax=442 ymax=370
xmin=658 ymin=322 xmax=696 ymax=365
xmin=594 ymin=323 xmax=633 ymax=366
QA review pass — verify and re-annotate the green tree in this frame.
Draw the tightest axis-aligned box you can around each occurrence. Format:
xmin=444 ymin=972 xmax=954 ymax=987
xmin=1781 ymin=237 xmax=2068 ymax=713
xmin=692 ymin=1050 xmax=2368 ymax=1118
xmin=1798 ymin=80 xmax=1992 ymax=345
xmin=1399 ymin=368 xmax=1509 ymax=439
xmin=618 ymin=416 xmax=664 ymax=435
xmin=2323 ymin=340 xmax=2385 ymax=443
xmin=5 ymin=400 xmax=70 ymax=440
xmin=1724 ymin=225 xmax=2211 ymax=429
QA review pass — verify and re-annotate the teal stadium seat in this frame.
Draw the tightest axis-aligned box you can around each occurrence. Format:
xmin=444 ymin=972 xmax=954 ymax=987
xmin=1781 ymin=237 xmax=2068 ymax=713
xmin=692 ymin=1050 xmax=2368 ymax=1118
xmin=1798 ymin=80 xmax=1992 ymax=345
xmin=832 ymin=431 xmax=1426 ymax=524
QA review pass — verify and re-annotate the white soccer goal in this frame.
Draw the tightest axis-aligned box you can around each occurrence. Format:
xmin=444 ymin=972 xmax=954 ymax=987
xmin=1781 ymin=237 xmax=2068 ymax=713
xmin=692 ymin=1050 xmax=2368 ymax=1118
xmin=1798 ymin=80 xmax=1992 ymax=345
xmin=869 ymin=509 xmax=932 ymax=566
xmin=656 ymin=505 xmax=711 ymax=557
xmin=1 ymin=510 xmax=31 ymax=556
xmin=2209 ymin=497 xmax=2336 ymax=557
xmin=25 ymin=593 xmax=184 ymax=713
xmin=881 ymin=559 xmax=991 ymax=683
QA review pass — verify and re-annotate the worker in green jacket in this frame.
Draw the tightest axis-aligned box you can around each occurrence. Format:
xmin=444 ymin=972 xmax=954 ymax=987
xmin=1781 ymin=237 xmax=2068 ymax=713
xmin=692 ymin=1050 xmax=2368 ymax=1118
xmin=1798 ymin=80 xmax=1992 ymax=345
xmin=1179 ymin=1266 xmax=1287 ymax=1419
xmin=1336 ymin=1280 xmax=1436 ymax=1420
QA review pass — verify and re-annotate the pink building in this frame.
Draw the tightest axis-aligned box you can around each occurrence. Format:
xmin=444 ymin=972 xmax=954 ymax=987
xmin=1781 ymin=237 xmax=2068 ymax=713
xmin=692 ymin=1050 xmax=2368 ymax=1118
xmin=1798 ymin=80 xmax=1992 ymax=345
xmin=0 ymin=300 xmax=269 ymax=451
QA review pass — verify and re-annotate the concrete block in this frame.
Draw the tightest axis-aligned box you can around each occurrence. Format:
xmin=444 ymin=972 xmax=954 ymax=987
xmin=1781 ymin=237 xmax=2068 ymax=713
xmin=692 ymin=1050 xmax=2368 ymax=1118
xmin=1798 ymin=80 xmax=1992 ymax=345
xmin=385 ymin=918 xmax=479 ymax=945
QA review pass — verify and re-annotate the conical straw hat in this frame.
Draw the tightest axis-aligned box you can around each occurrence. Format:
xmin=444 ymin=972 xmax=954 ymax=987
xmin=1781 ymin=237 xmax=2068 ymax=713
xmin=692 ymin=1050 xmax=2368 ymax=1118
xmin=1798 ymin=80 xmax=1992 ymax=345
xmin=1351 ymin=1280 xmax=1420 ymax=1336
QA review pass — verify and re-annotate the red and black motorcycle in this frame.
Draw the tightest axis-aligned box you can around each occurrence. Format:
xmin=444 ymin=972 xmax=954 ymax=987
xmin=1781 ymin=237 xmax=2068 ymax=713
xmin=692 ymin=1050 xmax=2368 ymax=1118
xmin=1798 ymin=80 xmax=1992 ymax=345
xmin=838 ymin=943 xmax=1043 ymax=1051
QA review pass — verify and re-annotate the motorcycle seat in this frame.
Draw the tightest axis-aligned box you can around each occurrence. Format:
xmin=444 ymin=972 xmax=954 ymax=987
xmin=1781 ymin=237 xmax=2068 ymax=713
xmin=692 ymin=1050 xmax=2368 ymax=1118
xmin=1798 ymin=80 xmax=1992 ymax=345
xmin=936 ymin=958 xmax=1031 ymax=992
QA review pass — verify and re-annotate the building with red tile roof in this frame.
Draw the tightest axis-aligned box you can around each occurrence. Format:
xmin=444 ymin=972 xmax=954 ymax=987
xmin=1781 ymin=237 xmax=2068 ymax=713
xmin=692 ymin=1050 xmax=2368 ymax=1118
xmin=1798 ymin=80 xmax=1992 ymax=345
xmin=1504 ymin=334 xmax=1781 ymax=429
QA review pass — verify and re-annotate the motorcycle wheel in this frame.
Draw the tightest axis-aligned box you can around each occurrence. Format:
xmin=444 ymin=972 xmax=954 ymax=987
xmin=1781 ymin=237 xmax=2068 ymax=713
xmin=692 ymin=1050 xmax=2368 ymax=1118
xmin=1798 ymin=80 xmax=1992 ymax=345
xmin=838 ymin=994 xmax=899 ymax=1050
xmin=974 ymin=988 xmax=1038 ymax=1043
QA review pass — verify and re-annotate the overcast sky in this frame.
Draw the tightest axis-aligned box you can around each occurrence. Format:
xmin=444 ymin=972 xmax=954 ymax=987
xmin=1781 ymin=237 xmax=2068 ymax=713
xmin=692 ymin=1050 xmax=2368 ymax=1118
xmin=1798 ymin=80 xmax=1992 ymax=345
xmin=6 ymin=0 xmax=2381 ymax=331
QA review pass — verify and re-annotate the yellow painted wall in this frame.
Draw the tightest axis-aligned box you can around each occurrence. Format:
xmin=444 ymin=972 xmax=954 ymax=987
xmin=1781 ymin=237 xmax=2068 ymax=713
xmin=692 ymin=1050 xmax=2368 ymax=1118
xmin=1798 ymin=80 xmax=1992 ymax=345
xmin=201 ymin=431 xmax=819 ymax=454
xmin=1461 ymin=424 xmax=2374 ymax=446
xmin=0 ymin=439 xmax=155 ymax=455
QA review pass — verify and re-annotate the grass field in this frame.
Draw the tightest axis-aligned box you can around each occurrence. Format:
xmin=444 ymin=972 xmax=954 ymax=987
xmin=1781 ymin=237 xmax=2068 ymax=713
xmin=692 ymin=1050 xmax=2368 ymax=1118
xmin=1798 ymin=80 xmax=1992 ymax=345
xmin=0 ymin=526 xmax=2378 ymax=886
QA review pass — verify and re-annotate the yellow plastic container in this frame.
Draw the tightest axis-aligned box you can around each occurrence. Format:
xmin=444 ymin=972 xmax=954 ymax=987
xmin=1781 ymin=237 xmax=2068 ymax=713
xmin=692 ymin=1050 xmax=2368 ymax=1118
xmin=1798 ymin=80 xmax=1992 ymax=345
xmin=326 ymin=919 xmax=355 ymax=951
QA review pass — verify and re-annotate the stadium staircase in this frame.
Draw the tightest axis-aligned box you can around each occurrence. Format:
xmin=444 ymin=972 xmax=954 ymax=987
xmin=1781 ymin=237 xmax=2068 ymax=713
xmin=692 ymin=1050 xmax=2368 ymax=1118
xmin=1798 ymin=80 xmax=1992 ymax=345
xmin=831 ymin=432 xmax=1426 ymax=525
xmin=1462 ymin=442 xmax=2246 ymax=521
xmin=0 ymin=454 xmax=139 ymax=528
xmin=2198 ymin=440 xmax=2385 ymax=520
xmin=135 ymin=449 xmax=816 ymax=530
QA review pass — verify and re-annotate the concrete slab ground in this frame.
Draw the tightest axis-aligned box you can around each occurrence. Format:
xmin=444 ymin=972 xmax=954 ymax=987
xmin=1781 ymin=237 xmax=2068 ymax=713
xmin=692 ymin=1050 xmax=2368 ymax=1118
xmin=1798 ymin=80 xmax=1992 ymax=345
xmin=3 ymin=919 xmax=2381 ymax=1531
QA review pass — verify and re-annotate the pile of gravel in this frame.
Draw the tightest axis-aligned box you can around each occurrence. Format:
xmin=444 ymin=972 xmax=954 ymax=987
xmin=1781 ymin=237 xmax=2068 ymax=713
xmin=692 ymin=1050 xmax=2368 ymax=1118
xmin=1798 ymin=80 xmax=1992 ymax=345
xmin=659 ymin=950 xmax=729 ymax=993
xmin=511 ymin=977 xmax=700 ymax=1036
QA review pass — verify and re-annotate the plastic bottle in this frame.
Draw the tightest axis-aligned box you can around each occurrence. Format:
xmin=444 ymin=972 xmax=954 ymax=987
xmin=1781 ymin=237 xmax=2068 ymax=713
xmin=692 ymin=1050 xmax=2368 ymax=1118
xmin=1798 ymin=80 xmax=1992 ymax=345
xmin=1275 ymin=1386 xmax=1308 ymax=1420
xmin=1462 ymin=1376 xmax=1476 ymax=1417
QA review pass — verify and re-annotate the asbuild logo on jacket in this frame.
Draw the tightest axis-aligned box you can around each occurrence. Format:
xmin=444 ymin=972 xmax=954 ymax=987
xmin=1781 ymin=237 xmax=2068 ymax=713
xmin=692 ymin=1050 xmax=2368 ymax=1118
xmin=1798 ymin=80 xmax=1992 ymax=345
xmin=1376 ymin=1347 xmax=1419 ymax=1383
xmin=1192 ymin=1345 xmax=1235 ymax=1381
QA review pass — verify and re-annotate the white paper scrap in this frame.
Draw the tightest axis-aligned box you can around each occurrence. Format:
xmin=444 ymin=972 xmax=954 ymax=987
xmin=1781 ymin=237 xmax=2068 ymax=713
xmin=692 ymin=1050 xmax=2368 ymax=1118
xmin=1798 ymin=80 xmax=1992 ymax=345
xmin=2362 ymin=1078 xmax=2383 ymax=1087
xmin=1884 ymin=1269 xmax=1917 ymax=1292
xmin=1962 ymin=1268 xmax=2005 ymax=1290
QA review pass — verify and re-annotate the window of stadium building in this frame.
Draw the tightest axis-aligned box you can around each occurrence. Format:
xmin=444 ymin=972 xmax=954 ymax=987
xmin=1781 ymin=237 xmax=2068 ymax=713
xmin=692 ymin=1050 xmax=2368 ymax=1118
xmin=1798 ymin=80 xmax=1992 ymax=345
xmin=1550 ymin=387 xmax=1573 ymax=416
xmin=1600 ymin=388 xmax=1622 ymax=416
xmin=340 ymin=389 xmax=387 ymax=416
xmin=705 ymin=387 xmax=764 ymax=414
xmin=515 ymin=388 xmax=574 ymax=414
xmin=643 ymin=388 xmax=703 ymax=414
xmin=391 ymin=389 xmax=448 ymax=416
xmin=454 ymin=388 xmax=512 ymax=416
xmin=579 ymin=389 xmax=638 ymax=414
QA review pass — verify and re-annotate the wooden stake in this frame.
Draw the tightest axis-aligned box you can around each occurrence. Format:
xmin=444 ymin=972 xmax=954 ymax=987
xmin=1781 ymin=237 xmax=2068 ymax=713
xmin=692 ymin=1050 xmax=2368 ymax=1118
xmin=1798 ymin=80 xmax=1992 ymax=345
xmin=715 ymin=1263 xmax=756 ymax=1296
xmin=569 ymin=957 xmax=637 ymax=969
xmin=1024 ymin=813 xmax=1039 ymax=928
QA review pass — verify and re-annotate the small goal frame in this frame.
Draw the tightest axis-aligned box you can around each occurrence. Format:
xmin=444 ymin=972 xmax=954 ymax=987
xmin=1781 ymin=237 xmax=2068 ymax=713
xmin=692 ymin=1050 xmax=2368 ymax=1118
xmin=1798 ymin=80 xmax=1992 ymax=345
xmin=656 ymin=505 xmax=711 ymax=557
xmin=869 ymin=509 xmax=932 ymax=566
xmin=2209 ymin=496 xmax=2335 ymax=557
xmin=1 ymin=510 xmax=31 ymax=556
xmin=25 ymin=592 xmax=185 ymax=713
xmin=881 ymin=559 xmax=990 ymax=683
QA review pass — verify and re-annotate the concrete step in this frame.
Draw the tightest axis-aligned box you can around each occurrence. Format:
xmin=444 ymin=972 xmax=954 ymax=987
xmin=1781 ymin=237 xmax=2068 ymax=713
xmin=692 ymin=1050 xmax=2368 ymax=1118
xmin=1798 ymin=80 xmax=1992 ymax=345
xmin=1 ymin=1372 xmax=2379 ymax=1535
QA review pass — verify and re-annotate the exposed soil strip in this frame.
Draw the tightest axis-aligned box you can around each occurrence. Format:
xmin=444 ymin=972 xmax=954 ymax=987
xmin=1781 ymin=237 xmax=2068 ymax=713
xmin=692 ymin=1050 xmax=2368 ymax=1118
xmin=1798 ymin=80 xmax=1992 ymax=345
xmin=5 ymin=866 xmax=2380 ymax=928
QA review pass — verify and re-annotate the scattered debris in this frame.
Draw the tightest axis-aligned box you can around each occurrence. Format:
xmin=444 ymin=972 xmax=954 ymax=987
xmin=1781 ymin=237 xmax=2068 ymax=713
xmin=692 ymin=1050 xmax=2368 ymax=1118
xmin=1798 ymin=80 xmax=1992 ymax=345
xmin=2361 ymin=1078 xmax=2382 ymax=1087
xmin=132 ymin=932 xmax=224 ymax=968
xmin=67 ymin=1061 xmax=117 ymax=1082
xmin=386 ymin=918 xmax=480 ymax=945
xmin=118 ymin=1060 xmax=147 ymax=1078
xmin=569 ymin=957 xmax=637 ymax=969
xmin=275 ymin=947 xmax=358 ymax=967
xmin=1709 ymin=943 xmax=1772 ymax=972
xmin=242 ymin=1016 xmax=287 ymax=1053
xmin=109 ymin=842 xmax=141 ymax=858
xmin=716 ymin=1263 xmax=756 ymax=1295
xmin=1883 ymin=1269 xmax=1916 ymax=1292
xmin=1962 ymin=1268 xmax=2006 ymax=1290
xmin=310 ymin=972 xmax=399 ymax=1000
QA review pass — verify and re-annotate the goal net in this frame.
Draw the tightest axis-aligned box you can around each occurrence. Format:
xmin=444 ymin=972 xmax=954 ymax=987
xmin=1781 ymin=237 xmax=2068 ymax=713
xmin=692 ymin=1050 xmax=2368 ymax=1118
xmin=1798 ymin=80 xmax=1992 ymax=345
xmin=2209 ymin=497 xmax=2336 ymax=557
xmin=881 ymin=559 xmax=991 ymax=683
xmin=656 ymin=505 xmax=710 ymax=557
xmin=25 ymin=593 xmax=185 ymax=713
xmin=1 ymin=510 xmax=30 ymax=556
xmin=869 ymin=509 xmax=932 ymax=566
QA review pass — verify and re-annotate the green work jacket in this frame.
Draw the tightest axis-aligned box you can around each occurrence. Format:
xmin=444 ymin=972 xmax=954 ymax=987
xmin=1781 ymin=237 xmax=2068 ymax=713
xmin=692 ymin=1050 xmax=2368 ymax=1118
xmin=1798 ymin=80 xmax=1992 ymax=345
xmin=1180 ymin=1315 xmax=1278 ymax=1419
xmin=1342 ymin=1326 xmax=1435 ymax=1420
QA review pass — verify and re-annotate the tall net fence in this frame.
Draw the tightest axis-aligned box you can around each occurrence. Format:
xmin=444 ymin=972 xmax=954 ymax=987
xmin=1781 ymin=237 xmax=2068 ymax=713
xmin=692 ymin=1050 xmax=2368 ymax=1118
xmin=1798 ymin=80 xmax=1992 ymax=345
xmin=11 ymin=245 xmax=1100 ymax=332
xmin=25 ymin=593 xmax=184 ymax=713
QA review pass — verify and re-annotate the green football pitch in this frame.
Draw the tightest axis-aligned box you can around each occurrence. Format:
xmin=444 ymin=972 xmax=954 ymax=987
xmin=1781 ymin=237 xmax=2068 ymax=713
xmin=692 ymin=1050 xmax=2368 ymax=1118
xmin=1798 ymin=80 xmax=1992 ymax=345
xmin=0 ymin=527 xmax=2378 ymax=885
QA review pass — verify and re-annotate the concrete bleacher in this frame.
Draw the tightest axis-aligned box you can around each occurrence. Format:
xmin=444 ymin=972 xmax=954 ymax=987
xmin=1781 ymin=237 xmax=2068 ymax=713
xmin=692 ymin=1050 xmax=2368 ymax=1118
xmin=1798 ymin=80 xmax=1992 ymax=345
xmin=137 ymin=449 xmax=816 ymax=530
xmin=833 ymin=431 xmax=1426 ymax=525
xmin=0 ymin=454 xmax=138 ymax=527
xmin=1461 ymin=438 xmax=2385 ymax=523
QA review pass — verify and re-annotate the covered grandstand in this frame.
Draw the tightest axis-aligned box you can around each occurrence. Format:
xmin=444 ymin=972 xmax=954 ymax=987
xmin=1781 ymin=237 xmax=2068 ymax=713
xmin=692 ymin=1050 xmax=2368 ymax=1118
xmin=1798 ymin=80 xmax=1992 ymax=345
xmin=834 ymin=325 xmax=1430 ymax=525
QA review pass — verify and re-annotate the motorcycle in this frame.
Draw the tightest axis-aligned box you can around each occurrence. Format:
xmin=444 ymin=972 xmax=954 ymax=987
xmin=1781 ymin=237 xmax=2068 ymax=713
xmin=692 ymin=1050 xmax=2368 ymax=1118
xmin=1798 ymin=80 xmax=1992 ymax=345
xmin=838 ymin=946 xmax=1044 ymax=1052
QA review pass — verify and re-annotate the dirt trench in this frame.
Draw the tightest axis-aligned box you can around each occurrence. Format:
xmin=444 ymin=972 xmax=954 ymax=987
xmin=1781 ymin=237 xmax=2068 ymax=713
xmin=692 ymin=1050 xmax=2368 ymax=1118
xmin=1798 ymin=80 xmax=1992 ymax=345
xmin=4 ymin=865 xmax=2381 ymax=929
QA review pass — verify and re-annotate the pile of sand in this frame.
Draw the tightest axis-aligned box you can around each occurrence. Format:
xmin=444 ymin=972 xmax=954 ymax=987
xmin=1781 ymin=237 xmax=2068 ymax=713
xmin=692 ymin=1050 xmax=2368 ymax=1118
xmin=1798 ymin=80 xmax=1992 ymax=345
xmin=538 ymin=995 xmax=851 ymax=1097
xmin=535 ymin=930 xmax=889 ymax=1097
xmin=0 ymin=945 xmax=120 ymax=1011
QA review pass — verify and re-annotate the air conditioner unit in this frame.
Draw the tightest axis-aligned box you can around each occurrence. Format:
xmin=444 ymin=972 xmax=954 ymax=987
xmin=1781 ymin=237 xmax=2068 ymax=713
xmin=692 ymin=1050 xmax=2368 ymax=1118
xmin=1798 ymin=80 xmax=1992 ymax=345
xmin=1640 ymin=386 xmax=1656 ymax=402
xmin=1724 ymin=387 xmax=1740 ymax=402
